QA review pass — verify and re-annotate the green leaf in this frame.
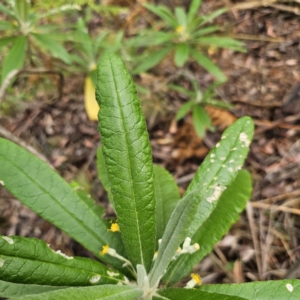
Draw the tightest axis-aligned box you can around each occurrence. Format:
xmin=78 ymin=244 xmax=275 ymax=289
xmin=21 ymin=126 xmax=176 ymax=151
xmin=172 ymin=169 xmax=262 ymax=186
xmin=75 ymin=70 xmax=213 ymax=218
xmin=162 ymin=170 xmax=252 ymax=285
xmin=199 ymin=8 xmax=227 ymax=26
xmin=127 ymin=31 xmax=175 ymax=47
xmin=31 ymin=33 xmax=71 ymax=64
xmin=154 ymin=164 xmax=180 ymax=240
xmin=187 ymin=0 xmax=203 ymax=24
xmin=0 ymin=3 xmax=15 ymax=18
xmin=133 ymin=46 xmax=173 ymax=74
xmin=12 ymin=285 xmax=143 ymax=300
xmin=196 ymin=36 xmax=246 ymax=52
xmin=0 ymin=280 xmax=65 ymax=297
xmin=174 ymin=43 xmax=190 ymax=67
xmin=74 ymin=18 xmax=94 ymax=60
xmin=0 ymin=138 xmax=126 ymax=272
xmin=191 ymin=26 xmax=219 ymax=38
xmin=0 ymin=235 xmax=124 ymax=286
xmin=187 ymin=117 xmax=254 ymax=237
xmin=14 ymin=0 xmax=30 ymax=23
xmin=175 ymin=7 xmax=187 ymax=27
xmin=204 ymin=99 xmax=234 ymax=110
xmin=149 ymin=189 xmax=199 ymax=287
xmin=143 ymin=4 xmax=178 ymax=28
xmin=1 ymin=36 xmax=27 ymax=83
xmin=168 ymin=84 xmax=194 ymax=97
xmin=155 ymin=288 xmax=246 ymax=300
xmin=0 ymin=36 xmax=17 ymax=48
xmin=0 ymin=20 xmax=13 ymax=30
xmin=70 ymin=181 xmax=105 ymax=218
xmin=97 ymin=146 xmax=115 ymax=209
xmin=200 ymin=279 xmax=300 ymax=300
xmin=176 ymin=101 xmax=194 ymax=120
xmin=192 ymin=105 xmax=213 ymax=137
xmin=96 ymin=53 xmax=156 ymax=271
xmin=190 ymin=49 xmax=226 ymax=82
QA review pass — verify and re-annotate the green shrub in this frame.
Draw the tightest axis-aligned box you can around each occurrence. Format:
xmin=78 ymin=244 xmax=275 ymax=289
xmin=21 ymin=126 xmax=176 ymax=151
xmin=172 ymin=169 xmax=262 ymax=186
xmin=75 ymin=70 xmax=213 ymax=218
xmin=0 ymin=53 xmax=298 ymax=299
xmin=129 ymin=0 xmax=245 ymax=81
xmin=169 ymin=80 xmax=233 ymax=137
xmin=0 ymin=0 xmax=78 ymax=83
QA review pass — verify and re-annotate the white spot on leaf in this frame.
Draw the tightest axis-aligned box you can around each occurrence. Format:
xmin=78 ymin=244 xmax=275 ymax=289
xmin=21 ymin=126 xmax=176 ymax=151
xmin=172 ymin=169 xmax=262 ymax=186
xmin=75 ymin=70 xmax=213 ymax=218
xmin=286 ymin=283 xmax=293 ymax=292
xmin=229 ymin=159 xmax=234 ymax=163
xmin=207 ymin=184 xmax=226 ymax=203
xmin=220 ymin=157 xmax=225 ymax=161
xmin=0 ymin=259 xmax=4 ymax=267
xmin=56 ymin=250 xmax=73 ymax=260
xmin=90 ymin=275 xmax=101 ymax=284
xmin=210 ymin=154 xmax=215 ymax=158
xmin=228 ymin=167 xmax=233 ymax=172
xmin=210 ymin=159 xmax=215 ymax=163
xmin=216 ymin=143 xmax=220 ymax=148
xmin=2 ymin=236 xmax=14 ymax=244
xmin=107 ymin=271 xmax=119 ymax=277
xmin=239 ymin=132 xmax=250 ymax=147
xmin=0 ymin=180 xmax=4 ymax=186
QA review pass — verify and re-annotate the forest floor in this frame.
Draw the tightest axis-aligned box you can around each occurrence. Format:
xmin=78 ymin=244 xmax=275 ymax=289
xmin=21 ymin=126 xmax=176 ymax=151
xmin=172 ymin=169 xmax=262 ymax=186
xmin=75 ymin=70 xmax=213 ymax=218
xmin=0 ymin=0 xmax=300 ymax=285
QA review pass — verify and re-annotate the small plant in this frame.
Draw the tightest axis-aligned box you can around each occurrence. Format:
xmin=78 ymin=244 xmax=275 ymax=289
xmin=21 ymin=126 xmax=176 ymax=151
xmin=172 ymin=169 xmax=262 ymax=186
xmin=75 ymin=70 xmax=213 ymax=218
xmin=0 ymin=53 xmax=299 ymax=299
xmin=0 ymin=0 xmax=79 ymax=83
xmin=69 ymin=18 xmax=125 ymax=120
xmin=170 ymin=80 xmax=233 ymax=137
xmin=129 ymin=0 xmax=245 ymax=82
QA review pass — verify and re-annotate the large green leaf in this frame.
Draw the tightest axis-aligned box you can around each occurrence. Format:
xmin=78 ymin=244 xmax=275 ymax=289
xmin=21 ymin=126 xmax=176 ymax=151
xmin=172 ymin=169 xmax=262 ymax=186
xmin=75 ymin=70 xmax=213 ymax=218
xmin=155 ymin=288 xmax=246 ymax=300
xmin=133 ymin=46 xmax=173 ymax=74
xmin=162 ymin=170 xmax=252 ymax=285
xmin=153 ymin=164 xmax=180 ymax=240
xmin=200 ymin=279 xmax=300 ymax=300
xmin=0 ymin=281 xmax=65 ymax=297
xmin=175 ymin=7 xmax=187 ymax=27
xmin=11 ymin=285 xmax=143 ymax=300
xmin=0 ymin=138 xmax=126 ymax=272
xmin=96 ymin=53 xmax=156 ymax=271
xmin=187 ymin=116 xmax=254 ymax=237
xmin=31 ymin=33 xmax=71 ymax=64
xmin=96 ymin=146 xmax=115 ymax=209
xmin=187 ymin=0 xmax=203 ymax=24
xmin=149 ymin=189 xmax=199 ymax=287
xmin=0 ymin=236 xmax=123 ymax=286
xmin=1 ymin=36 xmax=27 ymax=83
xmin=174 ymin=43 xmax=190 ymax=67
xmin=190 ymin=49 xmax=226 ymax=82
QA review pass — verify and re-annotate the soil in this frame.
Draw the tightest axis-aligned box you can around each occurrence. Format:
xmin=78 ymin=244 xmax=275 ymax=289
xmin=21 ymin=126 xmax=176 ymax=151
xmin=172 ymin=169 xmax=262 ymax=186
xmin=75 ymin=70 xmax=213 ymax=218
xmin=0 ymin=0 xmax=300 ymax=286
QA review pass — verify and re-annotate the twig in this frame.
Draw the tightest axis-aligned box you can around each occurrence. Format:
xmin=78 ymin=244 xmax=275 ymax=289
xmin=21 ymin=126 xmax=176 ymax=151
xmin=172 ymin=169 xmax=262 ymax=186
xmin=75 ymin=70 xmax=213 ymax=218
xmin=254 ymin=112 xmax=300 ymax=134
xmin=246 ymin=202 xmax=263 ymax=280
xmin=0 ymin=69 xmax=19 ymax=105
xmin=251 ymin=202 xmax=300 ymax=216
xmin=230 ymin=0 xmax=277 ymax=10
xmin=255 ymin=190 xmax=300 ymax=204
xmin=232 ymin=100 xmax=282 ymax=108
xmin=0 ymin=125 xmax=53 ymax=168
